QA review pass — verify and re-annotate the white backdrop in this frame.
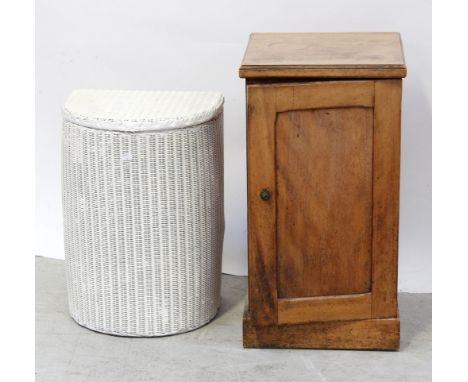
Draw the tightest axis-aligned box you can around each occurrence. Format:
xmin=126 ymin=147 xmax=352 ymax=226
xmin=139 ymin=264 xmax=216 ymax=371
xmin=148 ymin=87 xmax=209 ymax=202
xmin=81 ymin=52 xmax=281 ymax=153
xmin=36 ymin=0 xmax=431 ymax=292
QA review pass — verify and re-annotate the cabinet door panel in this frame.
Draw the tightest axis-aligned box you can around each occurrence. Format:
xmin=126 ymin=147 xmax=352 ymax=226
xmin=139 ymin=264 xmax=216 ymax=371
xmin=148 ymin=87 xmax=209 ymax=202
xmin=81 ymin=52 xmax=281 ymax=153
xmin=246 ymin=80 xmax=398 ymax=325
xmin=276 ymin=107 xmax=373 ymax=298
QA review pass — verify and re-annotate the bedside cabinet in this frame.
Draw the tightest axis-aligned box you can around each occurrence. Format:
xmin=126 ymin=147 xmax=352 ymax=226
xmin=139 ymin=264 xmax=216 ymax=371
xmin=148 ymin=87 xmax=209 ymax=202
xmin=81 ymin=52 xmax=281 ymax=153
xmin=239 ymin=33 xmax=406 ymax=350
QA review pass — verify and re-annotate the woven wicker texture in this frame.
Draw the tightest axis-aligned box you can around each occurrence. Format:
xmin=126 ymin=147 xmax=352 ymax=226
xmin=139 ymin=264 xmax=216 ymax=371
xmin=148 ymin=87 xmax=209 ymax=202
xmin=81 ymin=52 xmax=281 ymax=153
xmin=63 ymin=90 xmax=224 ymax=132
xmin=62 ymin=94 xmax=224 ymax=336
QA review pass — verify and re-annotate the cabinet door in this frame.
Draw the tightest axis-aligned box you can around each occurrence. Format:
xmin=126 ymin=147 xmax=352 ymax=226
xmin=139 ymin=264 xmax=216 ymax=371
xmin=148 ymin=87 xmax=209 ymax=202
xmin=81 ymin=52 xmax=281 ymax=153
xmin=247 ymin=80 xmax=401 ymax=325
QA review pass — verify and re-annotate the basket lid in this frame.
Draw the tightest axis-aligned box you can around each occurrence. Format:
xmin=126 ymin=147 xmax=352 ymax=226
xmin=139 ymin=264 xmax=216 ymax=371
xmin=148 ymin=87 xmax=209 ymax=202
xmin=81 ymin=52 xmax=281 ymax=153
xmin=63 ymin=90 xmax=224 ymax=132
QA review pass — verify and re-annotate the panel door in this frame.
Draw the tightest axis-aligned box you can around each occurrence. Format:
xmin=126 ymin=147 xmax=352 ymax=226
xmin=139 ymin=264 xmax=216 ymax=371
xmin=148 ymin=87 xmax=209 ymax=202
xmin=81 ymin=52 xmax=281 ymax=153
xmin=246 ymin=80 xmax=401 ymax=325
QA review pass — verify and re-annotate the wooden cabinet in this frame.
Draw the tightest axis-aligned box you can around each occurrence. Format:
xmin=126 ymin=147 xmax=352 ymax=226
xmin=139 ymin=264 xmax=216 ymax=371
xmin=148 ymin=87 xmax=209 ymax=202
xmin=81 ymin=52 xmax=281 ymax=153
xmin=239 ymin=33 xmax=406 ymax=350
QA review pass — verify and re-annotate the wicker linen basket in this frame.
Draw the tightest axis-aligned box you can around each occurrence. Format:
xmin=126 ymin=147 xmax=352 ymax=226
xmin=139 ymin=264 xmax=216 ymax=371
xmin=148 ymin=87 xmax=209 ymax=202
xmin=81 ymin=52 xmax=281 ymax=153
xmin=62 ymin=90 xmax=224 ymax=336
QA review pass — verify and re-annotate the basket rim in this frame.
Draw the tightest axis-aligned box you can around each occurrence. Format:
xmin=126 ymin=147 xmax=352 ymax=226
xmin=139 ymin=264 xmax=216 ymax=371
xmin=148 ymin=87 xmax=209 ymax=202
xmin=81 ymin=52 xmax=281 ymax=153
xmin=63 ymin=89 xmax=224 ymax=132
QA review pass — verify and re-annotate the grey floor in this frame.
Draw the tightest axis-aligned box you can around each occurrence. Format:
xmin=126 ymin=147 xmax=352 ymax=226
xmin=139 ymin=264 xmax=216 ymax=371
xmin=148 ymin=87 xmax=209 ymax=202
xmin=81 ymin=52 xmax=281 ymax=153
xmin=36 ymin=257 xmax=431 ymax=381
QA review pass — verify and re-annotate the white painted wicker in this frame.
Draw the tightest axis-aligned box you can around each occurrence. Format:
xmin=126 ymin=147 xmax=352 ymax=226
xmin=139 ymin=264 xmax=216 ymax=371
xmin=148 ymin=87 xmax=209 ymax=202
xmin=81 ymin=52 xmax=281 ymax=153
xmin=62 ymin=90 xmax=224 ymax=336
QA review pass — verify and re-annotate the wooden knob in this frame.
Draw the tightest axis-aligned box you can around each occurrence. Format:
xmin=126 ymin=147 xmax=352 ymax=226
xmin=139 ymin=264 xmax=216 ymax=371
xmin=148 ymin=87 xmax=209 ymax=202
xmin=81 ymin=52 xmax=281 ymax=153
xmin=260 ymin=189 xmax=271 ymax=201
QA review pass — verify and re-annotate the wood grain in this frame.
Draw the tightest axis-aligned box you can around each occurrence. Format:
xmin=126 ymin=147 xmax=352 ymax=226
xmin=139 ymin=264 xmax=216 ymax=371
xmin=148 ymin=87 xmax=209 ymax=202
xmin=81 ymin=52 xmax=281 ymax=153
xmin=371 ymin=79 xmax=402 ymax=318
xmin=278 ymin=81 xmax=374 ymax=111
xmin=249 ymin=80 xmax=374 ymax=111
xmin=278 ymin=293 xmax=372 ymax=324
xmin=276 ymin=107 xmax=373 ymax=298
xmin=240 ymin=33 xmax=407 ymax=79
xmin=244 ymin=304 xmax=400 ymax=350
xmin=246 ymin=85 xmax=278 ymax=325
xmin=243 ymin=71 xmax=403 ymax=348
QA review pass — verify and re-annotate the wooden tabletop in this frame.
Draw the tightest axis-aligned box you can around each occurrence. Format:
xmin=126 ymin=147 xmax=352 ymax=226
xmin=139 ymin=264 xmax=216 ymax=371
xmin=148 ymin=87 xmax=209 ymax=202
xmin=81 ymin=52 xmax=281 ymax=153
xmin=239 ymin=33 xmax=406 ymax=79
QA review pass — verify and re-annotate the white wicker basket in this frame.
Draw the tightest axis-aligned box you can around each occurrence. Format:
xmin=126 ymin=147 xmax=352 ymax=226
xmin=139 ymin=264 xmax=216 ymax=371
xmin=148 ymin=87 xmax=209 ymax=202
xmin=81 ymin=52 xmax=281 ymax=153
xmin=62 ymin=90 xmax=224 ymax=336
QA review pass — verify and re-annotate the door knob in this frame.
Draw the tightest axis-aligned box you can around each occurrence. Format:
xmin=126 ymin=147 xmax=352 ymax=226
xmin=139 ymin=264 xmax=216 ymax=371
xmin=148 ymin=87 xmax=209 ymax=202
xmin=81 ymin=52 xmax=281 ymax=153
xmin=260 ymin=189 xmax=271 ymax=201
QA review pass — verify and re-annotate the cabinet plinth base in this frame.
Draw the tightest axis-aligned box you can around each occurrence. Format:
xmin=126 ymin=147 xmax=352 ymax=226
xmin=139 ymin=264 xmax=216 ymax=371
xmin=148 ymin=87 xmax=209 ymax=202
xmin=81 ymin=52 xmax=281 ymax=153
xmin=243 ymin=304 xmax=400 ymax=350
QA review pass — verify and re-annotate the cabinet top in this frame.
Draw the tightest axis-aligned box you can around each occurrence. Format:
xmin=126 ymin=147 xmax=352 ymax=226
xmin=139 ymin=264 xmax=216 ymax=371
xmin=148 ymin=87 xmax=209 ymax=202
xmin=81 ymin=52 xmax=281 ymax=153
xmin=239 ymin=33 xmax=406 ymax=79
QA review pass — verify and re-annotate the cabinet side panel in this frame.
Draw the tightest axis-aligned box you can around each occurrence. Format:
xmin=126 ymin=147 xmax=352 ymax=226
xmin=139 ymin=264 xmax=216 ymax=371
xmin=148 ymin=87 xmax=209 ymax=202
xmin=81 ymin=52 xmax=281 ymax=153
xmin=372 ymin=79 xmax=402 ymax=318
xmin=246 ymin=85 xmax=278 ymax=325
xmin=276 ymin=107 xmax=373 ymax=298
